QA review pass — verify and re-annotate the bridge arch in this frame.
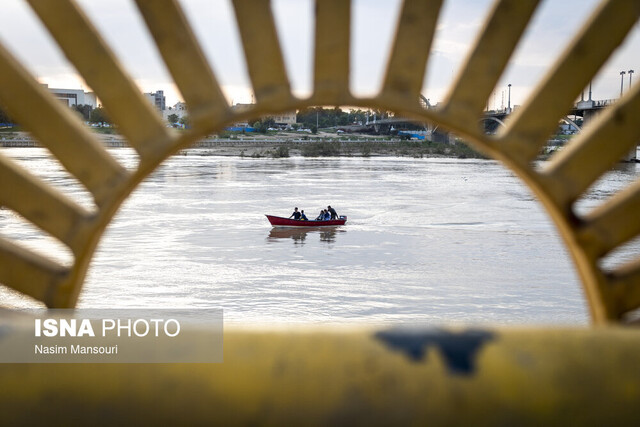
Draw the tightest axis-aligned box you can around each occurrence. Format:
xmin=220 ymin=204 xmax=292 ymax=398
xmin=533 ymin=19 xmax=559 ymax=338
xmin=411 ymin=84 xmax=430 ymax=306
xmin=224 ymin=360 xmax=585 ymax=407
xmin=480 ymin=116 xmax=507 ymax=128
xmin=419 ymin=94 xmax=432 ymax=109
xmin=560 ymin=116 xmax=581 ymax=132
xmin=479 ymin=116 xmax=507 ymax=135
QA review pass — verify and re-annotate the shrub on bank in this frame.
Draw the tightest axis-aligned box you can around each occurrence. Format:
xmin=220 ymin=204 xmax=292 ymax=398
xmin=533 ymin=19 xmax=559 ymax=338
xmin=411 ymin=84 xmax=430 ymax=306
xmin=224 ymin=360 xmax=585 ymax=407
xmin=301 ymin=141 xmax=341 ymax=157
xmin=271 ymin=146 xmax=290 ymax=158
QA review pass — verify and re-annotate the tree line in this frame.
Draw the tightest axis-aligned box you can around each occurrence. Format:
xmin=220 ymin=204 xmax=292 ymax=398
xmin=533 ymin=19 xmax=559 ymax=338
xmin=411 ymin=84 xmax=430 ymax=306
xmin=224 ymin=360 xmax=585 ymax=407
xmin=296 ymin=107 xmax=393 ymax=130
xmin=1 ymin=102 xmax=394 ymax=132
xmin=246 ymin=108 xmax=391 ymax=134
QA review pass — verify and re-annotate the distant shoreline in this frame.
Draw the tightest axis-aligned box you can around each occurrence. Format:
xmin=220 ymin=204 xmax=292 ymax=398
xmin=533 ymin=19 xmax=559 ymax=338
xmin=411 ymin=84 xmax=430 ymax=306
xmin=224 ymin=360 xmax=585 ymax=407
xmin=0 ymin=133 xmax=487 ymax=159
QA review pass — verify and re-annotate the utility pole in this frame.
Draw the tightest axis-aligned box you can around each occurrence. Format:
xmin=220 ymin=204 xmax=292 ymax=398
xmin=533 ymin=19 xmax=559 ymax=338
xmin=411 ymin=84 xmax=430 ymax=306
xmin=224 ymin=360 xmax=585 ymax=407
xmin=620 ymin=71 xmax=626 ymax=97
xmin=629 ymin=70 xmax=635 ymax=88
xmin=507 ymin=84 xmax=512 ymax=111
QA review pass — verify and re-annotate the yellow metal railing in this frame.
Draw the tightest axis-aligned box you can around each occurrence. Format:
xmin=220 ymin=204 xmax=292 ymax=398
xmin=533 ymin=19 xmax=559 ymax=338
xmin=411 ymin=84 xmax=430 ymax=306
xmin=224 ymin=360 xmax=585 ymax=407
xmin=0 ymin=328 xmax=639 ymax=423
xmin=0 ymin=0 xmax=640 ymax=323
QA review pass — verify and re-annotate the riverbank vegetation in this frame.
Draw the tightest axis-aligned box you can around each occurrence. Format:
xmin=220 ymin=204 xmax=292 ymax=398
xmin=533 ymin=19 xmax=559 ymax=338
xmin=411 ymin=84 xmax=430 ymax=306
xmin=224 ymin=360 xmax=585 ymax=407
xmin=296 ymin=107 xmax=378 ymax=129
xmin=233 ymin=140 xmax=488 ymax=159
xmin=296 ymin=140 xmax=487 ymax=159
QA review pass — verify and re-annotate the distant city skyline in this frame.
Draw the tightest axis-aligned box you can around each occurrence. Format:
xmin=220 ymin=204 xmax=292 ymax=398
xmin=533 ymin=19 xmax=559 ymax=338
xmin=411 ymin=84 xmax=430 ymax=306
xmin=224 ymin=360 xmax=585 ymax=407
xmin=0 ymin=0 xmax=638 ymax=109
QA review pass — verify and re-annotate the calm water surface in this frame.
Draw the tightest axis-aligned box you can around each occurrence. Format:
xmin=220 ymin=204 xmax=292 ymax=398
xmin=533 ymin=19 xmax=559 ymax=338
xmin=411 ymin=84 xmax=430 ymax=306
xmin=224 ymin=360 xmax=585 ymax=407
xmin=2 ymin=148 xmax=639 ymax=325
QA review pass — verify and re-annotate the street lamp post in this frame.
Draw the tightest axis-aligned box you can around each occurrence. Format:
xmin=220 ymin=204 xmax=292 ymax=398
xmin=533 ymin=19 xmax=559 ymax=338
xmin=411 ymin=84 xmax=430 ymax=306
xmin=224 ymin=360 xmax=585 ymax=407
xmin=507 ymin=84 xmax=511 ymax=111
xmin=620 ymin=71 xmax=626 ymax=97
xmin=629 ymin=70 xmax=635 ymax=88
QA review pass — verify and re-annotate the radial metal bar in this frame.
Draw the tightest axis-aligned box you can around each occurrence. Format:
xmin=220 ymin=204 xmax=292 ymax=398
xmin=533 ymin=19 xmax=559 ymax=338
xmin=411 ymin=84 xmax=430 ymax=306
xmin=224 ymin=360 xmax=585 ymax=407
xmin=313 ymin=0 xmax=351 ymax=103
xmin=543 ymin=84 xmax=640 ymax=207
xmin=0 ymin=43 xmax=128 ymax=207
xmin=443 ymin=0 xmax=539 ymax=121
xmin=501 ymin=0 xmax=640 ymax=164
xmin=27 ymin=0 xmax=173 ymax=160
xmin=0 ymin=237 xmax=68 ymax=305
xmin=382 ymin=0 xmax=443 ymax=98
xmin=578 ymin=180 xmax=640 ymax=259
xmin=232 ymin=0 xmax=291 ymax=106
xmin=609 ymin=259 xmax=640 ymax=316
xmin=0 ymin=155 xmax=91 ymax=254
xmin=134 ymin=0 xmax=229 ymax=124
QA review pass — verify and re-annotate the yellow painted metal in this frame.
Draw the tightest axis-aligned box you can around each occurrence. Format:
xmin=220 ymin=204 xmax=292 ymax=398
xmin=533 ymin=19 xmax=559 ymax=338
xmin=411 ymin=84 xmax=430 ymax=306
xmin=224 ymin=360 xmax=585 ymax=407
xmin=542 ymin=84 xmax=640 ymax=208
xmin=313 ymin=0 xmax=351 ymax=104
xmin=232 ymin=0 xmax=292 ymax=108
xmin=0 ymin=237 xmax=68 ymax=303
xmin=134 ymin=0 xmax=230 ymax=127
xmin=443 ymin=0 xmax=540 ymax=122
xmin=1 ymin=328 xmax=640 ymax=423
xmin=0 ymin=0 xmax=638 ymax=325
xmin=382 ymin=0 xmax=443 ymax=98
xmin=500 ymin=0 xmax=639 ymax=165
xmin=583 ymin=179 xmax=640 ymax=259
xmin=26 ymin=0 xmax=176 ymax=163
xmin=611 ymin=259 xmax=640 ymax=314
xmin=0 ymin=44 xmax=128 ymax=207
xmin=0 ymin=155 xmax=90 ymax=253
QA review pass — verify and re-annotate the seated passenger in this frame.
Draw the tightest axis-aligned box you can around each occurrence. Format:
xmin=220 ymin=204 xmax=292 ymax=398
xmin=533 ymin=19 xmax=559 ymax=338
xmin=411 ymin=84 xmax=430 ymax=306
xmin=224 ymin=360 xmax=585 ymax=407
xmin=300 ymin=210 xmax=308 ymax=221
xmin=289 ymin=207 xmax=302 ymax=220
xmin=323 ymin=209 xmax=331 ymax=220
xmin=327 ymin=205 xmax=338 ymax=220
xmin=316 ymin=210 xmax=325 ymax=220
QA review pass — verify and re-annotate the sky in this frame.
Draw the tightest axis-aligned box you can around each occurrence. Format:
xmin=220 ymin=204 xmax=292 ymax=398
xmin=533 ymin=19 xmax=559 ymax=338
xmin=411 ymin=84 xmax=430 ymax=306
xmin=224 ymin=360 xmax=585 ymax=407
xmin=0 ymin=0 xmax=637 ymax=110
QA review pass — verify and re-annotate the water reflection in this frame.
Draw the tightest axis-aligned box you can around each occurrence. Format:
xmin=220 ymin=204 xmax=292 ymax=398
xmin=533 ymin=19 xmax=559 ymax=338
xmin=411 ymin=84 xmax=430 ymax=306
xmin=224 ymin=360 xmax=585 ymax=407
xmin=267 ymin=227 xmax=345 ymax=244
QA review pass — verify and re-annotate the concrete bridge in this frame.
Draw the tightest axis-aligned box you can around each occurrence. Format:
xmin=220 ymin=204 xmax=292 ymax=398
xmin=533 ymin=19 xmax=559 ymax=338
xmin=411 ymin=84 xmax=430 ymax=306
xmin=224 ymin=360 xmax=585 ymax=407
xmin=483 ymin=97 xmax=636 ymax=161
xmin=351 ymin=96 xmax=636 ymax=160
xmin=483 ymin=96 xmax=615 ymax=132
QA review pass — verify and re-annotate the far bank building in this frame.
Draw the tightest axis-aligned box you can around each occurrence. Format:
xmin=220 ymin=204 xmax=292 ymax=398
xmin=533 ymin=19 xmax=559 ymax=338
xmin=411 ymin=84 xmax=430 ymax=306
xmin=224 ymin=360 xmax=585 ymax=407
xmin=42 ymin=84 xmax=97 ymax=108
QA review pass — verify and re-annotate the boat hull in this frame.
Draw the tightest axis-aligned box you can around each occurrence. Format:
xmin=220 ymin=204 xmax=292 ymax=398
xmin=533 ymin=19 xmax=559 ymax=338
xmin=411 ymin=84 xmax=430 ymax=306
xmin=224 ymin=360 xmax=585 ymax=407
xmin=266 ymin=215 xmax=346 ymax=227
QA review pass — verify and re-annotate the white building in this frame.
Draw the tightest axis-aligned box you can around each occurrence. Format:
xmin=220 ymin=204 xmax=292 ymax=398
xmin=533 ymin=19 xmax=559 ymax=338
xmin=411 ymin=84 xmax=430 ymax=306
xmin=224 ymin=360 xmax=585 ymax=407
xmin=231 ymin=103 xmax=296 ymax=126
xmin=270 ymin=111 xmax=296 ymax=126
xmin=43 ymin=84 xmax=97 ymax=108
xmin=163 ymin=102 xmax=189 ymax=122
xmin=144 ymin=90 xmax=166 ymax=111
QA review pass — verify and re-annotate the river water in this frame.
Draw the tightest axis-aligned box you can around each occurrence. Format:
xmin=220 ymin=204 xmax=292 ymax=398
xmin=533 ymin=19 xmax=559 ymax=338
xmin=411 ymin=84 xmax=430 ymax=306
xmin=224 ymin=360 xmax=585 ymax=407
xmin=2 ymin=148 xmax=639 ymax=325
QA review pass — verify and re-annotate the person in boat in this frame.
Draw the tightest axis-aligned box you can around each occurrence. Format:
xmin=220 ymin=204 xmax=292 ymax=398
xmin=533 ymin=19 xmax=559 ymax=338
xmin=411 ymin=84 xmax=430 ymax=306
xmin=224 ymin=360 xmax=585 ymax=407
xmin=289 ymin=207 xmax=302 ymax=220
xmin=300 ymin=210 xmax=308 ymax=221
xmin=327 ymin=205 xmax=338 ymax=220
xmin=323 ymin=209 xmax=331 ymax=220
xmin=315 ymin=210 xmax=325 ymax=221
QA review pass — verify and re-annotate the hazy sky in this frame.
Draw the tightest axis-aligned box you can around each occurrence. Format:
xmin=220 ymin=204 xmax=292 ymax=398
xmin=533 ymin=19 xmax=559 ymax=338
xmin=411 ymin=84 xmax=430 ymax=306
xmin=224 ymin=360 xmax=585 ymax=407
xmin=0 ymin=0 xmax=637 ymax=109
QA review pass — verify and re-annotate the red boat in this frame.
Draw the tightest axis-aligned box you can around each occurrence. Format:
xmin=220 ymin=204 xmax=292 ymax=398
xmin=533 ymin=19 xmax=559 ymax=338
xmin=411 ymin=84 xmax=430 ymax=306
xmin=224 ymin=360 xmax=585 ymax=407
xmin=266 ymin=214 xmax=347 ymax=227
